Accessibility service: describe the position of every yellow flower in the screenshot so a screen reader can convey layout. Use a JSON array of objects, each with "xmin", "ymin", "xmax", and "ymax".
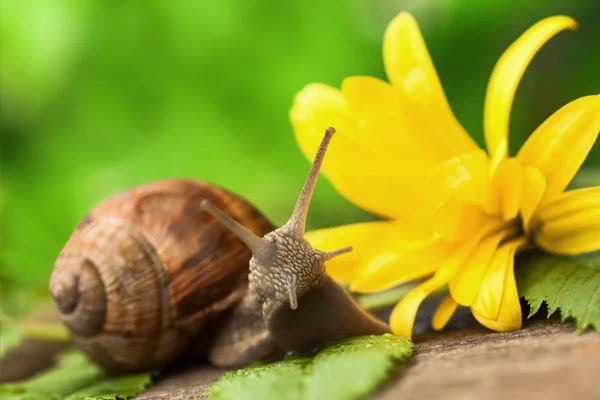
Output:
[{"xmin": 290, "ymin": 12, "xmax": 600, "ymax": 338}]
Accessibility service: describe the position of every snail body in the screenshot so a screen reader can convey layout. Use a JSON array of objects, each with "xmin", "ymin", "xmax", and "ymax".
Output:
[
  {"xmin": 203, "ymin": 128, "xmax": 389, "ymax": 367},
  {"xmin": 50, "ymin": 128, "xmax": 390, "ymax": 373}
]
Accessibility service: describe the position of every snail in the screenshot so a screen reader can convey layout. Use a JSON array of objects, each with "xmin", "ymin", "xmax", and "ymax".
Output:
[
  {"xmin": 49, "ymin": 127, "xmax": 390, "ymax": 373},
  {"xmin": 49, "ymin": 178, "xmax": 274, "ymax": 372}
]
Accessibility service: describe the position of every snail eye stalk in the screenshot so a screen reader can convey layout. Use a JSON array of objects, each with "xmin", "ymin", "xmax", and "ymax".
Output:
[
  {"xmin": 201, "ymin": 200, "xmax": 272, "ymax": 260},
  {"xmin": 282, "ymin": 127, "xmax": 336, "ymax": 240}
]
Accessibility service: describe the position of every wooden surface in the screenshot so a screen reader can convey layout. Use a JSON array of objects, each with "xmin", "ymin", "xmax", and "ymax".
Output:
[
  {"xmin": 378, "ymin": 320, "xmax": 600, "ymax": 400},
  {"xmin": 2, "ymin": 318, "xmax": 599, "ymax": 399}
]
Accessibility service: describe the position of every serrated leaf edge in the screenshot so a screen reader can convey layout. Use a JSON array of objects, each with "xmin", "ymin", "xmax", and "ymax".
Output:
[{"xmin": 523, "ymin": 295, "xmax": 599, "ymax": 333}]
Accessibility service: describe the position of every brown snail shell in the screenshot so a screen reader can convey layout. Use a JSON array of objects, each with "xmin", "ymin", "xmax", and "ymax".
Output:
[{"xmin": 49, "ymin": 179, "xmax": 274, "ymax": 373}]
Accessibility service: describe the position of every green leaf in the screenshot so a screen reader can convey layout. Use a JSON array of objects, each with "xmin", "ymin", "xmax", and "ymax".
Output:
[
  {"xmin": 64, "ymin": 374, "xmax": 155, "ymax": 400},
  {"xmin": 206, "ymin": 334, "xmax": 414, "ymax": 400},
  {"xmin": 0, "ymin": 351, "xmax": 154, "ymax": 400},
  {"xmin": 516, "ymin": 250, "xmax": 600, "ymax": 332},
  {"xmin": 208, "ymin": 357, "xmax": 309, "ymax": 400},
  {"xmin": 305, "ymin": 335, "xmax": 413, "ymax": 400}
]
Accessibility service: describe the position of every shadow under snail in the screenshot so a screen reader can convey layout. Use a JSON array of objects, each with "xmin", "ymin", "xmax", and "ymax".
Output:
[{"xmin": 49, "ymin": 127, "xmax": 390, "ymax": 373}]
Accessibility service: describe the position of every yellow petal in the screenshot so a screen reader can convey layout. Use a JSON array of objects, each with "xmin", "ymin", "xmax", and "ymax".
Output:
[
  {"xmin": 389, "ymin": 221, "xmax": 499, "ymax": 337},
  {"xmin": 351, "ymin": 239, "xmax": 452, "ymax": 293},
  {"xmin": 471, "ymin": 239, "xmax": 525, "ymax": 325},
  {"xmin": 449, "ymin": 227, "xmax": 514, "ymax": 307},
  {"xmin": 291, "ymin": 84, "xmax": 442, "ymax": 219},
  {"xmin": 432, "ymin": 199, "xmax": 491, "ymax": 243},
  {"xmin": 520, "ymin": 166, "xmax": 547, "ymax": 231},
  {"xmin": 484, "ymin": 16, "xmax": 577, "ymax": 164},
  {"xmin": 471, "ymin": 260, "xmax": 522, "ymax": 332},
  {"xmin": 484, "ymin": 158, "xmax": 524, "ymax": 220},
  {"xmin": 536, "ymin": 186, "xmax": 600, "ymax": 220},
  {"xmin": 389, "ymin": 274, "xmax": 448, "ymax": 338},
  {"xmin": 432, "ymin": 295, "xmax": 459, "ymax": 331},
  {"xmin": 471, "ymin": 264, "xmax": 522, "ymax": 332},
  {"xmin": 517, "ymin": 95, "xmax": 600, "ymax": 197},
  {"xmin": 534, "ymin": 186, "xmax": 600, "ymax": 255},
  {"xmin": 340, "ymin": 76, "xmax": 453, "ymax": 166},
  {"xmin": 430, "ymin": 150, "xmax": 490, "ymax": 205},
  {"xmin": 305, "ymin": 221, "xmax": 400, "ymax": 284},
  {"xmin": 382, "ymin": 12, "xmax": 477, "ymax": 160}
]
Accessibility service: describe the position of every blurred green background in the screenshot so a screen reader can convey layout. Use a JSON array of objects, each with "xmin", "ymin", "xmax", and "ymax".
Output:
[{"xmin": 1, "ymin": 0, "xmax": 599, "ymax": 295}]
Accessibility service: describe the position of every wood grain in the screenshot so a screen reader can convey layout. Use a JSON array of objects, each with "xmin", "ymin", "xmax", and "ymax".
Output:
[{"xmin": 377, "ymin": 319, "xmax": 600, "ymax": 400}]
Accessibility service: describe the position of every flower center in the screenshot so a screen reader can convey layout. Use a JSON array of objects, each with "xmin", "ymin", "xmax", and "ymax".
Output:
[{"xmin": 500, "ymin": 214, "xmax": 527, "ymax": 245}]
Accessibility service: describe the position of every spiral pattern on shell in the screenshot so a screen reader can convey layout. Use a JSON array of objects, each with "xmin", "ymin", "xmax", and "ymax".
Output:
[{"xmin": 50, "ymin": 179, "xmax": 274, "ymax": 373}]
